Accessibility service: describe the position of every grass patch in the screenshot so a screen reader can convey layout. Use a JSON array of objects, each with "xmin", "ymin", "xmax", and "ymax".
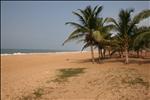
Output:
[
  {"xmin": 19, "ymin": 95, "xmax": 32, "ymax": 100},
  {"xmin": 51, "ymin": 68, "xmax": 86, "ymax": 83},
  {"xmin": 33, "ymin": 87, "xmax": 44, "ymax": 98},
  {"xmin": 19, "ymin": 87, "xmax": 44, "ymax": 100},
  {"xmin": 58, "ymin": 68, "xmax": 86, "ymax": 78},
  {"xmin": 122, "ymin": 77, "xmax": 149, "ymax": 89}
]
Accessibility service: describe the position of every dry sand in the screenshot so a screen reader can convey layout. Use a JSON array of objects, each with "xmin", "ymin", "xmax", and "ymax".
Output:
[{"xmin": 1, "ymin": 51, "xmax": 150, "ymax": 100}]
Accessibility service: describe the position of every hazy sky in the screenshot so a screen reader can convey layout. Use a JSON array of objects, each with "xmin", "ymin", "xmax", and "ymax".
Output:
[{"xmin": 1, "ymin": 1, "xmax": 150, "ymax": 50}]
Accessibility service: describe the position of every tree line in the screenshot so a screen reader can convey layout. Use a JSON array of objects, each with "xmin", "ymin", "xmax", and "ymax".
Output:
[{"xmin": 63, "ymin": 5, "xmax": 150, "ymax": 64}]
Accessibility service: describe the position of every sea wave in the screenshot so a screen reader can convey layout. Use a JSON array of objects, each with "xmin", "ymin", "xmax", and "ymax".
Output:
[
  {"xmin": 54, "ymin": 50, "xmax": 88, "ymax": 54},
  {"xmin": 1, "ymin": 51, "xmax": 89, "ymax": 56},
  {"xmin": 1, "ymin": 52, "xmax": 26, "ymax": 56}
]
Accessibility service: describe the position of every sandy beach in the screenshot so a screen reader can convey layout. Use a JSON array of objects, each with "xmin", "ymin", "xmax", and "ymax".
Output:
[{"xmin": 1, "ymin": 51, "xmax": 150, "ymax": 100}]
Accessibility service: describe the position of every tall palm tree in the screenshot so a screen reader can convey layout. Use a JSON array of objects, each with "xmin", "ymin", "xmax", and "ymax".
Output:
[
  {"xmin": 108, "ymin": 8, "xmax": 150, "ymax": 64},
  {"xmin": 81, "ymin": 18, "xmax": 114, "ymax": 61},
  {"xmin": 63, "ymin": 5, "xmax": 103, "ymax": 63}
]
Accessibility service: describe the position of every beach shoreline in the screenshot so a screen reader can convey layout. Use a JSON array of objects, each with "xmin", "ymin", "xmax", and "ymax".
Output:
[
  {"xmin": 0, "ymin": 50, "xmax": 89, "ymax": 56},
  {"xmin": 1, "ymin": 51, "xmax": 150, "ymax": 100}
]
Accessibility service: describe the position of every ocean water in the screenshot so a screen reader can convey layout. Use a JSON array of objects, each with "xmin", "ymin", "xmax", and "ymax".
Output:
[{"xmin": 1, "ymin": 49, "xmax": 78, "ymax": 55}]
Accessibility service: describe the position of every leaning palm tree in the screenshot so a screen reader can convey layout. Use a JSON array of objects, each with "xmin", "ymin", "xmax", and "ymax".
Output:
[
  {"xmin": 63, "ymin": 5, "xmax": 103, "ymax": 63},
  {"xmin": 108, "ymin": 8, "xmax": 150, "ymax": 64}
]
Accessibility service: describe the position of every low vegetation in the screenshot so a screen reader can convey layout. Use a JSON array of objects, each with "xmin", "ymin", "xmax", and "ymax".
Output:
[
  {"xmin": 18, "ymin": 87, "xmax": 44, "ymax": 100},
  {"xmin": 17, "ymin": 67, "xmax": 149, "ymax": 100},
  {"xmin": 52, "ymin": 68, "xmax": 86, "ymax": 82},
  {"xmin": 122, "ymin": 77, "xmax": 149, "ymax": 89},
  {"xmin": 33, "ymin": 88, "xmax": 44, "ymax": 98},
  {"xmin": 18, "ymin": 68, "xmax": 86, "ymax": 100}
]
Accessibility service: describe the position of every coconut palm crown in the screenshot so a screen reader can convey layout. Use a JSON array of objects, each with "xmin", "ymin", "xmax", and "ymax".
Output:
[{"xmin": 63, "ymin": 5, "xmax": 103, "ymax": 63}]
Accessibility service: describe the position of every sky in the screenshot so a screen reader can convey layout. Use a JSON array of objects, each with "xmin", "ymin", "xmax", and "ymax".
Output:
[{"xmin": 1, "ymin": 1, "xmax": 150, "ymax": 50}]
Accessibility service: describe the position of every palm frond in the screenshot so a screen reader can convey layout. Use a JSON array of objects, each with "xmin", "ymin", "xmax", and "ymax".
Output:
[
  {"xmin": 107, "ymin": 18, "xmax": 120, "ymax": 31},
  {"xmin": 65, "ymin": 22, "xmax": 87, "ymax": 30},
  {"xmin": 102, "ymin": 17, "xmax": 109, "ymax": 25},
  {"xmin": 95, "ymin": 6, "xmax": 103, "ymax": 17},
  {"xmin": 72, "ymin": 11, "xmax": 86, "ymax": 25},
  {"xmin": 62, "ymin": 29, "xmax": 85, "ymax": 45},
  {"xmin": 103, "ymin": 24, "xmax": 117, "ymax": 32},
  {"xmin": 133, "ymin": 31, "xmax": 150, "ymax": 49},
  {"xmin": 93, "ymin": 5, "xmax": 99, "ymax": 14},
  {"xmin": 127, "ymin": 9, "xmax": 150, "ymax": 35},
  {"xmin": 76, "ymin": 39, "xmax": 85, "ymax": 44},
  {"xmin": 133, "ymin": 9, "xmax": 150, "ymax": 24},
  {"xmin": 81, "ymin": 42, "xmax": 91, "ymax": 51}
]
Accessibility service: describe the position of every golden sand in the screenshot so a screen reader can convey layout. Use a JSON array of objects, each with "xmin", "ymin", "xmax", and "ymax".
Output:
[{"xmin": 1, "ymin": 52, "xmax": 150, "ymax": 100}]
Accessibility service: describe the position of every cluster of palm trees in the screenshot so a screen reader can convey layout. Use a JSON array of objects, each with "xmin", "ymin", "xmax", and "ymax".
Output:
[{"xmin": 63, "ymin": 5, "xmax": 150, "ymax": 64}]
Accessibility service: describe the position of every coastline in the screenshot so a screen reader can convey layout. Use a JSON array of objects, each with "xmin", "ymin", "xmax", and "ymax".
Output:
[
  {"xmin": 0, "ymin": 50, "xmax": 89, "ymax": 56},
  {"xmin": 1, "ymin": 51, "xmax": 149, "ymax": 100}
]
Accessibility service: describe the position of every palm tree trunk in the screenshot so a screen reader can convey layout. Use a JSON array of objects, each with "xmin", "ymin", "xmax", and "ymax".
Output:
[
  {"xmin": 119, "ymin": 50, "xmax": 123, "ymax": 58},
  {"xmin": 119, "ymin": 49, "xmax": 123, "ymax": 58},
  {"xmin": 119, "ymin": 51, "xmax": 121, "ymax": 58},
  {"xmin": 103, "ymin": 49, "xmax": 106, "ymax": 59},
  {"xmin": 98, "ymin": 46, "xmax": 101, "ymax": 63},
  {"xmin": 108, "ymin": 48, "xmax": 111, "ymax": 58},
  {"xmin": 144, "ymin": 50, "xmax": 146, "ymax": 58},
  {"xmin": 137, "ymin": 50, "xmax": 139, "ymax": 58},
  {"xmin": 125, "ymin": 46, "xmax": 129, "ymax": 64},
  {"xmin": 101, "ymin": 49, "xmax": 103, "ymax": 59},
  {"xmin": 140, "ymin": 50, "xmax": 143, "ymax": 58},
  {"xmin": 90, "ymin": 45, "xmax": 95, "ymax": 63}
]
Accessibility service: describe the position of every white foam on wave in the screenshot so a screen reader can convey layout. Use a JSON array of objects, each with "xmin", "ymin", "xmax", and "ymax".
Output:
[
  {"xmin": 1, "ymin": 54, "xmax": 12, "ymax": 56},
  {"xmin": 1, "ymin": 50, "xmax": 89, "ymax": 56},
  {"xmin": 1, "ymin": 52, "xmax": 50, "ymax": 56},
  {"xmin": 54, "ymin": 50, "xmax": 89, "ymax": 54},
  {"xmin": 1, "ymin": 52, "xmax": 27, "ymax": 56},
  {"xmin": 13, "ymin": 52, "xmax": 26, "ymax": 55}
]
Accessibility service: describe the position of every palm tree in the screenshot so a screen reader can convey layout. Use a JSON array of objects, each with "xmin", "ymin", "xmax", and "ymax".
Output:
[
  {"xmin": 92, "ymin": 18, "xmax": 114, "ymax": 61},
  {"xmin": 132, "ymin": 26, "xmax": 150, "ymax": 57},
  {"xmin": 110, "ymin": 35, "xmax": 125, "ymax": 58},
  {"xmin": 108, "ymin": 8, "xmax": 150, "ymax": 64},
  {"xmin": 63, "ymin": 5, "xmax": 103, "ymax": 63}
]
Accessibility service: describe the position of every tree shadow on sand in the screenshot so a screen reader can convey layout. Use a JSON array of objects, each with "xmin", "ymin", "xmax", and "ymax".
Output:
[{"xmin": 69, "ymin": 57, "xmax": 150, "ymax": 65}]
